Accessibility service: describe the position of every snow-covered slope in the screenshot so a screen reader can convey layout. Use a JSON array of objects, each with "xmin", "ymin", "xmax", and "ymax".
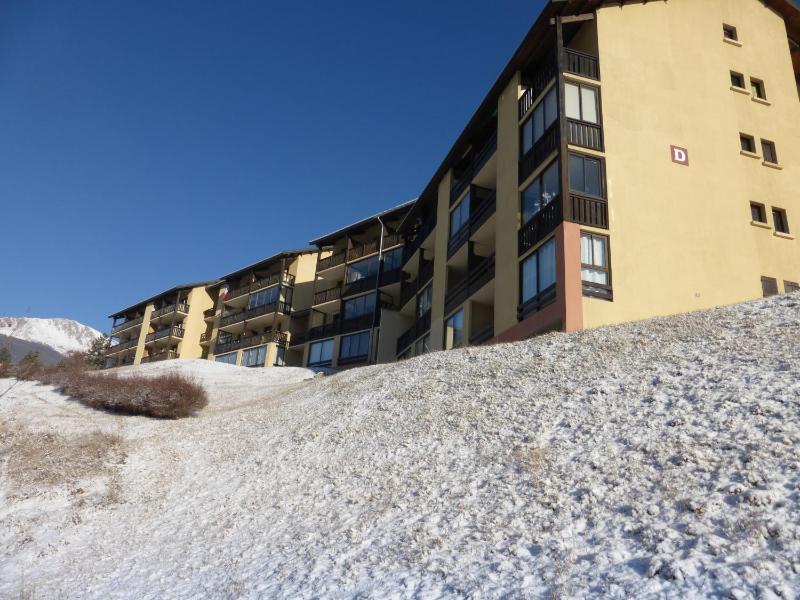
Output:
[
  {"xmin": 0, "ymin": 317, "xmax": 101, "ymax": 355},
  {"xmin": 1, "ymin": 295, "xmax": 799, "ymax": 598}
]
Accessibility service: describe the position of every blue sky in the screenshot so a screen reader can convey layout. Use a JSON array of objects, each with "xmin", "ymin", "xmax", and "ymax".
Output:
[{"xmin": 0, "ymin": 0, "xmax": 546, "ymax": 332}]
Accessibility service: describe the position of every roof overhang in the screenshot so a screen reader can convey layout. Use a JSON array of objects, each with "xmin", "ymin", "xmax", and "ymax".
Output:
[
  {"xmin": 309, "ymin": 199, "xmax": 416, "ymax": 247},
  {"xmin": 109, "ymin": 281, "xmax": 218, "ymax": 318},
  {"xmin": 215, "ymin": 248, "xmax": 317, "ymax": 283}
]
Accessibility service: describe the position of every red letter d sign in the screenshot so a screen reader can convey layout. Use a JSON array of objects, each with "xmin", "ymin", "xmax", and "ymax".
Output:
[{"xmin": 671, "ymin": 145, "xmax": 689, "ymax": 166}]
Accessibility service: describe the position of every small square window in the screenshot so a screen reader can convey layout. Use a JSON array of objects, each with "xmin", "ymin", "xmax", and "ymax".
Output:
[
  {"xmin": 785, "ymin": 281, "xmax": 800, "ymax": 294},
  {"xmin": 740, "ymin": 134, "xmax": 756, "ymax": 153},
  {"xmin": 761, "ymin": 276, "xmax": 779, "ymax": 297},
  {"xmin": 772, "ymin": 208, "xmax": 789, "ymax": 234},
  {"xmin": 730, "ymin": 71, "xmax": 745, "ymax": 89},
  {"xmin": 723, "ymin": 24, "xmax": 738, "ymax": 41},
  {"xmin": 750, "ymin": 78, "xmax": 767, "ymax": 100},
  {"xmin": 750, "ymin": 202, "xmax": 766, "ymax": 223},
  {"xmin": 761, "ymin": 140, "xmax": 778, "ymax": 164}
]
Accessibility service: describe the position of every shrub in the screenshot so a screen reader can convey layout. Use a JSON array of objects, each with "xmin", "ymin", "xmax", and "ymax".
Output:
[
  {"xmin": 0, "ymin": 346, "xmax": 11, "ymax": 377},
  {"xmin": 15, "ymin": 352, "xmax": 42, "ymax": 381}
]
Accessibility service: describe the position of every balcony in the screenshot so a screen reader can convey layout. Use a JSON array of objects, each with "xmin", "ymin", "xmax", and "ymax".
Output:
[
  {"xmin": 519, "ymin": 196, "xmax": 562, "ymax": 256},
  {"xmin": 313, "ymin": 285, "xmax": 342, "ymax": 306},
  {"xmin": 400, "ymin": 260, "xmax": 435, "ymax": 309},
  {"xmin": 343, "ymin": 275, "xmax": 377, "ymax": 298},
  {"xmin": 145, "ymin": 326, "xmax": 184, "ymax": 343},
  {"xmin": 141, "ymin": 350, "xmax": 178, "ymax": 364},
  {"xmin": 203, "ymin": 308, "xmax": 216, "ymax": 321},
  {"xmin": 214, "ymin": 330, "xmax": 289, "ymax": 355},
  {"xmin": 519, "ymin": 51, "xmax": 557, "ymax": 119},
  {"xmin": 347, "ymin": 239, "xmax": 379, "ymax": 262},
  {"xmin": 403, "ymin": 214, "xmax": 436, "ymax": 265},
  {"xmin": 111, "ymin": 316, "xmax": 143, "ymax": 335},
  {"xmin": 567, "ymin": 119, "xmax": 603, "ymax": 151},
  {"xmin": 444, "ymin": 255, "xmax": 495, "ymax": 315},
  {"xmin": 304, "ymin": 313, "xmax": 376, "ymax": 344},
  {"xmin": 383, "ymin": 232, "xmax": 404, "ymax": 249},
  {"xmin": 396, "ymin": 309, "xmax": 432, "ymax": 355},
  {"xmin": 218, "ymin": 301, "xmax": 292, "ymax": 329},
  {"xmin": 379, "ymin": 267, "xmax": 404, "ymax": 287},
  {"xmin": 451, "ymin": 130, "xmax": 498, "ymax": 204},
  {"xmin": 447, "ymin": 190, "xmax": 497, "ymax": 258},
  {"xmin": 150, "ymin": 303, "xmax": 189, "ymax": 321},
  {"xmin": 227, "ymin": 272, "xmax": 295, "ymax": 302},
  {"xmin": 200, "ymin": 332, "xmax": 212, "ymax": 345},
  {"xmin": 565, "ymin": 48, "xmax": 599, "ymax": 81},
  {"xmin": 567, "ymin": 193, "xmax": 608, "ymax": 229},
  {"xmin": 106, "ymin": 338, "xmax": 138, "ymax": 355},
  {"xmin": 519, "ymin": 121, "xmax": 560, "ymax": 184},
  {"xmin": 518, "ymin": 284, "xmax": 557, "ymax": 321},
  {"xmin": 317, "ymin": 251, "xmax": 346, "ymax": 272}
]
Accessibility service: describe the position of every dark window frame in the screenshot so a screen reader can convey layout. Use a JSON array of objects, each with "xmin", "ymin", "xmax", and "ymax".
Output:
[
  {"xmin": 338, "ymin": 331, "xmax": 370, "ymax": 362},
  {"xmin": 761, "ymin": 139, "xmax": 778, "ymax": 164},
  {"xmin": 308, "ymin": 338, "xmax": 335, "ymax": 367},
  {"xmin": 518, "ymin": 236, "xmax": 558, "ymax": 320},
  {"xmin": 564, "ymin": 80, "xmax": 602, "ymax": 125},
  {"xmin": 580, "ymin": 231, "xmax": 613, "ymax": 300},
  {"xmin": 750, "ymin": 77, "xmax": 767, "ymax": 100},
  {"xmin": 740, "ymin": 133, "xmax": 756, "ymax": 154},
  {"xmin": 785, "ymin": 281, "xmax": 800, "ymax": 294},
  {"xmin": 761, "ymin": 276, "xmax": 779, "ymax": 297},
  {"xmin": 520, "ymin": 158, "xmax": 561, "ymax": 226},
  {"xmin": 730, "ymin": 71, "xmax": 745, "ymax": 89},
  {"xmin": 519, "ymin": 85, "xmax": 559, "ymax": 158},
  {"xmin": 750, "ymin": 202, "xmax": 767, "ymax": 223},
  {"xmin": 772, "ymin": 207, "xmax": 790, "ymax": 234},
  {"xmin": 568, "ymin": 151, "xmax": 606, "ymax": 199},
  {"xmin": 723, "ymin": 24, "xmax": 739, "ymax": 41}
]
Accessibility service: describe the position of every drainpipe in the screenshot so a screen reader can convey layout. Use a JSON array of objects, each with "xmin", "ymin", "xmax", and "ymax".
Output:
[{"xmin": 369, "ymin": 216, "xmax": 385, "ymax": 364}]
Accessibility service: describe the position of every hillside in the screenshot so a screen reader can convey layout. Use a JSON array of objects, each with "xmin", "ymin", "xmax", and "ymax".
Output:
[
  {"xmin": 1, "ymin": 295, "xmax": 799, "ymax": 598},
  {"xmin": 0, "ymin": 333, "xmax": 65, "ymax": 365},
  {"xmin": 0, "ymin": 317, "xmax": 101, "ymax": 356}
]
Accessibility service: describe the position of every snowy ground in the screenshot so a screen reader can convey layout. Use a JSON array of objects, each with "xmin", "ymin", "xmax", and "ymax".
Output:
[{"xmin": 1, "ymin": 295, "xmax": 799, "ymax": 599}]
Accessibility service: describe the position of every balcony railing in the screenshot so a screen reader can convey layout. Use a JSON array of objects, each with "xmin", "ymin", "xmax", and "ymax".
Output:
[
  {"xmin": 444, "ymin": 255, "xmax": 495, "ymax": 315},
  {"xmin": 347, "ymin": 239, "xmax": 379, "ymax": 262},
  {"xmin": 567, "ymin": 119, "xmax": 603, "ymax": 151},
  {"xmin": 111, "ymin": 316, "xmax": 143, "ymax": 335},
  {"xmin": 304, "ymin": 313, "xmax": 377, "ymax": 344},
  {"xmin": 451, "ymin": 130, "xmax": 498, "ymax": 204},
  {"xmin": 519, "ymin": 196, "xmax": 562, "ymax": 256},
  {"xmin": 227, "ymin": 272, "xmax": 295, "ymax": 301},
  {"xmin": 518, "ymin": 284, "xmax": 557, "ymax": 321},
  {"xmin": 469, "ymin": 324, "xmax": 495, "ymax": 346},
  {"xmin": 203, "ymin": 308, "xmax": 216, "ymax": 320},
  {"xmin": 141, "ymin": 350, "xmax": 178, "ymax": 364},
  {"xmin": 214, "ymin": 330, "xmax": 289, "ymax": 355},
  {"xmin": 519, "ymin": 50, "xmax": 557, "ymax": 119},
  {"xmin": 379, "ymin": 268, "xmax": 404, "ymax": 287},
  {"xmin": 343, "ymin": 275, "xmax": 377, "ymax": 298},
  {"xmin": 219, "ymin": 301, "xmax": 292, "ymax": 328},
  {"xmin": 399, "ymin": 260, "xmax": 434, "ymax": 309},
  {"xmin": 200, "ymin": 332, "xmax": 211, "ymax": 344},
  {"xmin": 145, "ymin": 326, "xmax": 184, "ymax": 343},
  {"xmin": 106, "ymin": 338, "xmax": 138, "ymax": 355},
  {"xmin": 396, "ymin": 309, "xmax": 432, "ymax": 355},
  {"xmin": 567, "ymin": 193, "xmax": 608, "ymax": 229},
  {"xmin": 519, "ymin": 121, "xmax": 560, "ymax": 184},
  {"xmin": 565, "ymin": 48, "xmax": 600, "ymax": 80},
  {"xmin": 317, "ymin": 251, "xmax": 346, "ymax": 272},
  {"xmin": 383, "ymin": 232, "xmax": 403, "ymax": 249},
  {"xmin": 313, "ymin": 285, "xmax": 342, "ymax": 306},
  {"xmin": 151, "ymin": 303, "xmax": 190, "ymax": 320},
  {"xmin": 447, "ymin": 190, "xmax": 496, "ymax": 258}
]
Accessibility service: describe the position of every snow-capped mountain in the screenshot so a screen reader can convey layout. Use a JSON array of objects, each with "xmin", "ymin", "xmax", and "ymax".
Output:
[{"xmin": 0, "ymin": 317, "xmax": 102, "ymax": 355}]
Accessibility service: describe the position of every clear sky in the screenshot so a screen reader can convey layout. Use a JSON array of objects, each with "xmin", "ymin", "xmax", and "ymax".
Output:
[{"xmin": 0, "ymin": 0, "xmax": 547, "ymax": 332}]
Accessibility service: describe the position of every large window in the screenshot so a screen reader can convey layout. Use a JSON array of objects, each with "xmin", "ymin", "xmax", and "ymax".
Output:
[
  {"xmin": 215, "ymin": 352, "xmax": 237, "ymax": 365},
  {"xmin": 521, "ymin": 86, "xmax": 558, "ymax": 156},
  {"xmin": 522, "ymin": 160, "xmax": 560, "ymax": 224},
  {"xmin": 242, "ymin": 345, "xmax": 267, "ymax": 368},
  {"xmin": 581, "ymin": 233, "xmax": 611, "ymax": 299},
  {"xmin": 382, "ymin": 247, "xmax": 403, "ymax": 273},
  {"xmin": 346, "ymin": 255, "xmax": 379, "ymax": 283},
  {"xmin": 569, "ymin": 153, "xmax": 603, "ymax": 197},
  {"xmin": 273, "ymin": 346, "xmax": 286, "ymax": 366},
  {"xmin": 248, "ymin": 286, "xmax": 278, "ymax": 309},
  {"xmin": 339, "ymin": 331, "xmax": 370, "ymax": 361},
  {"xmin": 417, "ymin": 284, "xmax": 433, "ymax": 317},
  {"xmin": 450, "ymin": 195, "xmax": 470, "ymax": 238},
  {"xmin": 520, "ymin": 237, "xmax": 557, "ymax": 310},
  {"xmin": 565, "ymin": 82, "xmax": 599, "ymax": 124},
  {"xmin": 444, "ymin": 309, "xmax": 465, "ymax": 350},
  {"xmin": 308, "ymin": 339, "xmax": 334, "ymax": 366},
  {"xmin": 343, "ymin": 292, "xmax": 376, "ymax": 320}
]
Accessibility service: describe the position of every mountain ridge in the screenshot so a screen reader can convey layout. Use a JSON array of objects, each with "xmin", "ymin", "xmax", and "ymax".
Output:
[{"xmin": 0, "ymin": 317, "xmax": 101, "ymax": 356}]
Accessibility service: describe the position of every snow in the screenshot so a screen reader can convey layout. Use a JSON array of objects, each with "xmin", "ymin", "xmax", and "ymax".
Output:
[
  {"xmin": 1, "ymin": 295, "xmax": 799, "ymax": 598},
  {"xmin": 0, "ymin": 317, "xmax": 101, "ymax": 355}
]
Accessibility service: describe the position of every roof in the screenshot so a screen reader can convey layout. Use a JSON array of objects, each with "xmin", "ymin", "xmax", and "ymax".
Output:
[
  {"xmin": 215, "ymin": 248, "xmax": 318, "ymax": 283},
  {"xmin": 400, "ymin": 0, "xmax": 800, "ymax": 231},
  {"xmin": 109, "ymin": 281, "xmax": 218, "ymax": 318},
  {"xmin": 309, "ymin": 199, "xmax": 416, "ymax": 247}
]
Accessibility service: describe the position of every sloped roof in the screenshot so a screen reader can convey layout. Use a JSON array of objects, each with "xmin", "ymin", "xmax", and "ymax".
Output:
[
  {"xmin": 214, "ymin": 248, "xmax": 318, "ymax": 283},
  {"xmin": 309, "ymin": 199, "xmax": 416, "ymax": 247},
  {"xmin": 109, "ymin": 281, "xmax": 218, "ymax": 318}
]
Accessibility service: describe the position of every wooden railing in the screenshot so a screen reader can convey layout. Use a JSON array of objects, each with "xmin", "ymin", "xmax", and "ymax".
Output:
[
  {"xmin": 317, "ymin": 251, "xmax": 346, "ymax": 272},
  {"xmin": 451, "ymin": 130, "xmax": 498, "ymax": 203},
  {"xmin": 106, "ymin": 338, "xmax": 138, "ymax": 355},
  {"xmin": 227, "ymin": 272, "xmax": 295, "ymax": 301},
  {"xmin": 214, "ymin": 330, "xmax": 288, "ymax": 355},
  {"xmin": 141, "ymin": 350, "xmax": 178, "ymax": 364},
  {"xmin": 347, "ymin": 239, "xmax": 379, "ymax": 262},
  {"xmin": 219, "ymin": 301, "xmax": 291, "ymax": 328},
  {"xmin": 519, "ymin": 50, "xmax": 557, "ymax": 118},
  {"xmin": 313, "ymin": 285, "xmax": 342, "ymax": 306},
  {"xmin": 519, "ymin": 121, "xmax": 560, "ymax": 184},
  {"xmin": 518, "ymin": 284, "xmax": 557, "ymax": 320},
  {"xmin": 200, "ymin": 332, "xmax": 211, "ymax": 343},
  {"xmin": 145, "ymin": 326, "xmax": 184, "ymax": 343},
  {"xmin": 567, "ymin": 119, "xmax": 603, "ymax": 151},
  {"xmin": 111, "ymin": 316, "xmax": 143, "ymax": 335},
  {"xmin": 567, "ymin": 193, "xmax": 608, "ymax": 229},
  {"xmin": 383, "ymin": 232, "xmax": 403, "ymax": 249},
  {"xmin": 443, "ymin": 254, "xmax": 495, "ymax": 314},
  {"xmin": 519, "ymin": 196, "xmax": 562, "ymax": 256},
  {"xmin": 565, "ymin": 48, "xmax": 600, "ymax": 80},
  {"xmin": 203, "ymin": 308, "xmax": 216, "ymax": 319},
  {"xmin": 151, "ymin": 303, "xmax": 190, "ymax": 320}
]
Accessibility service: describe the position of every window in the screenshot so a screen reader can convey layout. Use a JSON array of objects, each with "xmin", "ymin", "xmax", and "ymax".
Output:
[
  {"xmin": 761, "ymin": 276, "xmax": 779, "ymax": 297},
  {"xmin": 520, "ymin": 237, "xmax": 557, "ymax": 314},
  {"xmin": 308, "ymin": 339, "xmax": 334, "ymax": 366},
  {"xmin": 382, "ymin": 247, "xmax": 403, "ymax": 273},
  {"xmin": 580, "ymin": 233, "xmax": 611, "ymax": 299},
  {"xmin": 414, "ymin": 334, "xmax": 431, "ymax": 356},
  {"xmin": 565, "ymin": 82, "xmax": 599, "ymax": 123},
  {"xmin": 772, "ymin": 208, "xmax": 790, "ymax": 234},
  {"xmin": 730, "ymin": 71, "xmax": 745, "ymax": 89},
  {"xmin": 417, "ymin": 283, "xmax": 433, "ymax": 317},
  {"xmin": 785, "ymin": 281, "xmax": 800, "ymax": 294},
  {"xmin": 521, "ymin": 86, "xmax": 558, "ymax": 156},
  {"xmin": 248, "ymin": 286, "xmax": 278, "ymax": 309},
  {"xmin": 215, "ymin": 352, "xmax": 237, "ymax": 365},
  {"xmin": 444, "ymin": 309, "xmax": 465, "ymax": 350},
  {"xmin": 750, "ymin": 203, "xmax": 767, "ymax": 223},
  {"xmin": 346, "ymin": 255, "xmax": 379, "ymax": 283},
  {"xmin": 740, "ymin": 134, "xmax": 756, "ymax": 154},
  {"xmin": 569, "ymin": 153, "xmax": 603, "ymax": 197},
  {"xmin": 242, "ymin": 345, "xmax": 267, "ymax": 368},
  {"xmin": 750, "ymin": 78, "xmax": 767, "ymax": 100},
  {"xmin": 343, "ymin": 292, "xmax": 376, "ymax": 320},
  {"xmin": 521, "ymin": 160, "xmax": 560, "ymax": 224},
  {"xmin": 449, "ymin": 194, "xmax": 470, "ymax": 238},
  {"xmin": 761, "ymin": 140, "xmax": 778, "ymax": 164},
  {"xmin": 723, "ymin": 24, "xmax": 738, "ymax": 41},
  {"xmin": 339, "ymin": 331, "xmax": 370, "ymax": 361},
  {"xmin": 273, "ymin": 346, "xmax": 286, "ymax": 366}
]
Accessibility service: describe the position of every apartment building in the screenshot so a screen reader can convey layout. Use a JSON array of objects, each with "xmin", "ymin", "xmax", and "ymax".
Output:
[
  {"xmin": 395, "ymin": 0, "xmax": 800, "ymax": 360},
  {"xmin": 204, "ymin": 250, "xmax": 318, "ymax": 368},
  {"xmin": 289, "ymin": 202, "xmax": 412, "ymax": 369},
  {"xmin": 105, "ymin": 283, "xmax": 215, "ymax": 367}
]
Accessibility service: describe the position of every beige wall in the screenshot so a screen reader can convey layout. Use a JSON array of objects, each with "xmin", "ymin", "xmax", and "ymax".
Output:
[
  {"xmin": 584, "ymin": 0, "xmax": 800, "ymax": 329},
  {"xmin": 179, "ymin": 287, "xmax": 214, "ymax": 359},
  {"xmin": 430, "ymin": 172, "xmax": 453, "ymax": 351}
]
